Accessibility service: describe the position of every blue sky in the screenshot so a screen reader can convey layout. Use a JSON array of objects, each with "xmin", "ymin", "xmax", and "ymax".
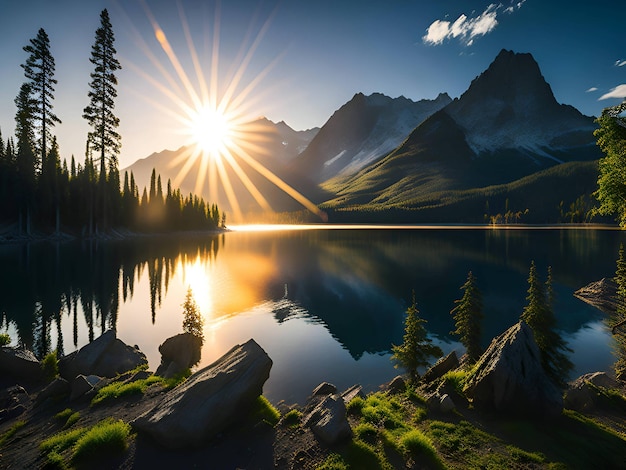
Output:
[{"xmin": 0, "ymin": 0, "xmax": 624, "ymax": 169}]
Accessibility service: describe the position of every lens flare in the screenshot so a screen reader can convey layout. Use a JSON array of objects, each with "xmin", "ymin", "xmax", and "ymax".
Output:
[{"xmin": 127, "ymin": 2, "xmax": 327, "ymax": 223}]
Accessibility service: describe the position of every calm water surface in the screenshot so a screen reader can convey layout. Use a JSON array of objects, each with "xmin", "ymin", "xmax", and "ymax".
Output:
[{"xmin": 0, "ymin": 225, "xmax": 623, "ymax": 404}]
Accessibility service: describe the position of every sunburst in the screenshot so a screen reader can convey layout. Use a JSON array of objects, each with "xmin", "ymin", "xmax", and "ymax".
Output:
[{"xmin": 127, "ymin": 2, "xmax": 327, "ymax": 223}]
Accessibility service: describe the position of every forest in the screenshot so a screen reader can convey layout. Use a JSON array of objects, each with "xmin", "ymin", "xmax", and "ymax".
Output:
[{"xmin": 0, "ymin": 9, "xmax": 222, "ymax": 237}]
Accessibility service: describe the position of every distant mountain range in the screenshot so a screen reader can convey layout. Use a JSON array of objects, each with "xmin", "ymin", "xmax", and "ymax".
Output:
[{"xmin": 124, "ymin": 49, "xmax": 603, "ymax": 223}]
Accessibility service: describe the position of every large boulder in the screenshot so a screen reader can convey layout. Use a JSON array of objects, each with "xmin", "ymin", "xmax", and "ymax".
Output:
[
  {"xmin": 155, "ymin": 333, "xmax": 202, "ymax": 378},
  {"xmin": 421, "ymin": 350, "xmax": 459, "ymax": 384},
  {"xmin": 132, "ymin": 339, "xmax": 272, "ymax": 449},
  {"xmin": 573, "ymin": 278, "xmax": 621, "ymax": 315},
  {"xmin": 0, "ymin": 347, "xmax": 44, "ymax": 384},
  {"xmin": 464, "ymin": 321, "xmax": 563, "ymax": 417},
  {"xmin": 304, "ymin": 394, "xmax": 353, "ymax": 445},
  {"xmin": 58, "ymin": 330, "xmax": 148, "ymax": 380},
  {"xmin": 564, "ymin": 372, "xmax": 621, "ymax": 412}
]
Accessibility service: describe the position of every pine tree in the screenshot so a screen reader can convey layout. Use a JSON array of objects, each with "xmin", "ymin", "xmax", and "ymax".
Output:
[
  {"xmin": 83, "ymin": 9, "xmax": 122, "ymax": 229},
  {"xmin": 612, "ymin": 244, "xmax": 626, "ymax": 378},
  {"xmin": 21, "ymin": 28, "xmax": 61, "ymax": 169},
  {"xmin": 520, "ymin": 261, "xmax": 573, "ymax": 387},
  {"xmin": 450, "ymin": 271, "xmax": 483, "ymax": 364},
  {"xmin": 182, "ymin": 287, "xmax": 204, "ymax": 344},
  {"xmin": 391, "ymin": 291, "xmax": 443, "ymax": 384}
]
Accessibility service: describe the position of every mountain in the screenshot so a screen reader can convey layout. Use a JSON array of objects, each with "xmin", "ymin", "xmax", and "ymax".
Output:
[
  {"xmin": 293, "ymin": 92, "xmax": 452, "ymax": 184},
  {"xmin": 322, "ymin": 50, "xmax": 601, "ymax": 215},
  {"xmin": 123, "ymin": 118, "xmax": 326, "ymax": 216}
]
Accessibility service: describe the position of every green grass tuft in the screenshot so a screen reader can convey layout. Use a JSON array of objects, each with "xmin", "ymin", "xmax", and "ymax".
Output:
[
  {"xmin": 161, "ymin": 368, "xmax": 191, "ymax": 389},
  {"xmin": 506, "ymin": 445, "xmax": 546, "ymax": 464},
  {"xmin": 41, "ymin": 351, "xmax": 59, "ymax": 382},
  {"xmin": 317, "ymin": 452, "xmax": 349, "ymax": 470},
  {"xmin": 44, "ymin": 450, "xmax": 68, "ymax": 469},
  {"xmin": 441, "ymin": 369, "xmax": 467, "ymax": 394},
  {"xmin": 54, "ymin": 408, "xmax": 80, "ymax": 429},
  {"xmin": 346, "ymin": 396, "xmax": 365, "ymax": 415},
  {"xmin": 0, "ymin": 420, "xmax": 25, "ymax": 447},
  {"xmin": 254, "ymin": 395, "xmax": 280, "ymax": 426},
  {"xmin": 91, "ymin": 375, "xmax": 162, "ymax": 405},
  {"xmin": 282, "ymin": 409, "xmax": 301, "ymax": 427},
  {"xmin": 400, "ymin": 428, "xmax": 443, "ymax": 468},
  {"xmin": 71, "ymin": 419, "xmax": 131, "ymax": 462},
  {"xmin": 0, "ymin": 333, "xmax": 10, "ymax": 346},
  {"xmin": 40, "ymin": 427, "xmax": 85, "ymax": 454}
]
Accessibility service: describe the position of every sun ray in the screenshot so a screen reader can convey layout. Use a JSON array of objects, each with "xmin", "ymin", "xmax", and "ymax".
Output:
[
  {"xmin": 213, "ymin": 154, "xmax": 243, "ymax": 222},
  {"xmin": 220, "ymin": 150, "xmax": 272, "ymax": 212}
]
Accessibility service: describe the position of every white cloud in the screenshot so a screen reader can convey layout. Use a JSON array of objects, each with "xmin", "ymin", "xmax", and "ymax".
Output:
[
  {"xmin": 586, "ymin": 87, "xmax": 598, "ymax": 92},
  {"xmin": 424, "ymin": 1, "xmax": 524, "ymax": 46},
  {"xmin": 599, "ymin": 84, "xmax": 626, "ymax": 100},
  {"xmin": 615, "ymin": 59, "xmax": 626, "ymax": 67}
]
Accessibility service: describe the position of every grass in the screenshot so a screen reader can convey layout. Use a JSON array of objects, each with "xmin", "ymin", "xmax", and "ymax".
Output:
[
  {"xmin": 40, "ymin": 419, "xmax": 132, "ymax": 467},
  {"xmin": 41, "ymin": 351, "xmax": 59, "ymax": 382},
  {"xmin": 91, "ymin": 375, "xmax": 162, "ymax": 405},
  {"xmin": 254, "ymin": 395, "xmax": 281, "ymax": 426},
  {"xmin": 0, "ymin": 420, "xmax": 25, "ymax": 447},
  {"xmin": 441, "ymin": 369, "xmax": 467, "ymax": 395},
  {"xmin": 55, "ymin": 409, "xmax": 81, "ymax": 429},
  {"xmin": 400, "ymin": 429, "xmax": 445, "ymax": 469},
  {"xmin": 0, "ymin": 333, "xmax": 10, "ymax": 346},
  {"xmin": 282, "ymin": 409, "xmax": 302, "ymax": 427}
]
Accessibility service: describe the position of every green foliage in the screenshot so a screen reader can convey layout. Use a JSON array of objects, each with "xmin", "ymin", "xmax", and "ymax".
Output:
[
  {"xmin": 441, "ymin": 369, "xmax": 467, "ymax": 395},
  {"xmin": 346, "ymin": 396, "xmax": 365, "ymax": 415},
  {"xmin": 91, "ymin": 375, "xmax": 162, "ymax": 405},
  {"xmin": 391, "ymin": 291, "xmax": 443, "ymax": 384},
  {"xmin": 318, "ymin": 453, "xmax": 349, "ymax": 470},
  {"xmin": 0, "ymin": 333, "xmax": 10, "ymax": 346},
  {"xmin": 360, "ymin": 393, "xmax": 407, "ymax": 432},
  {"xmin": 55, "ymin": 409, "xmax": 80, "ymax": 428},
  {"xmin": 506, "ymin": 445, "xmax": 546, "ymax": 464},
  {"xmin": 182, "ymin": 287, "xmax": 204, "ymax": 345},
  {"xmin": 0, "ymin": 420, "xmax": 25, "ymax": 447},
  {"xmin": 40, "ymin": 427, "xmax": 85, "ymax": 454},
  {"xmin": 161, "ymin": 368, "xmax": 191, "ymax": 389},
  {"xmin": 71, "ymin": 419, "xmax": 131, "ymax": 463},
  {"xmin": 612, "ymin": 243, "xmax": 626, "ymax": 378},
  {"xmin": 400, "ymin": 429, "xmax": 444, "ymax": 468},
  {"xmin": 253, "ymin": 395, "xmax": 280, "ymax": 426},
  {"xmin": 41, "ymin": 351, "xmax": 59, "ymax": 382},
  {"xmin": 44, "ymin": 450, "xmax": 67, "ymax": 469},
  {"xmin": 593, "ymin": 108, "xmax": 626, "ymax": 226},
  {"xmin": 520, "ymin": 261, "xmax": 572, "ymax": 387},
  {"xmin": 282, "ymin": 409, "xmax": 302, "ymax": 427},
  {"xmin": 450, "ymin": 271, "xmax": 483, "ymax": 364}
]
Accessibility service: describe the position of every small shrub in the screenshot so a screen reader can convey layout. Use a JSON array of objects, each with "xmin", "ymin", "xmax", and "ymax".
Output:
[
  {"xmin": 71, "ymin": 419, "xmax": 131, "ymax": 462},
  {"xmin": 400, "ymin": 428, "xmax": 444, "ymax": 468},
  {"xmin": 346, "ymin": 396, "xmax": 365, "ymax": 415},
  {"xmin": 0, "ymin": 333, "xmax": 11, "ymax": 346},
  {"xmin": 42, "ymin": 351, "xmax": 59, "ymax": 382},
  {"xmin": 282, "ymin": 409, "xmax": 301, "ymax": 427},
  {"xmin": 0, "ymin": 420, "xmax": 25, "ymax": 447},
  {"xmin": 254, "ymin": 396, "xmax": 280, "ymax": 426},
  {"xmin": 442, "ymin": 369, "xmax": 467, "ymax": 394}
]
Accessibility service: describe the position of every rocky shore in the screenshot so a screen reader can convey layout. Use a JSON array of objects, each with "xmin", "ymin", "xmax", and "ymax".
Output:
[{"xmin": 2, "ymin": 309, "xmax": 626, "ymax": 469}]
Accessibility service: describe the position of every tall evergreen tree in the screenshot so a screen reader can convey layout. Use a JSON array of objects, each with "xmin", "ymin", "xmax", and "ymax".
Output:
[
  {"xmin": 612, "ymin": 244, "xmax": 626, "ymax": 379},
  {"xmin": 450, "ymin": 271, "xmax": 483, "ymax": 364},
  {"xmin": 391, "ymin": 291, "xmax": 443, "ymax": 384},
  {"xmin": 520, "ymin": 261, "xmax": 573, "ymax": 387},
  {"xmin": 83, "ymin": 9, "xmax": 122, "ymax": 229},
  {"xmin": 21, "ymin": 28, "xmax": 61, "ymax": 168}
]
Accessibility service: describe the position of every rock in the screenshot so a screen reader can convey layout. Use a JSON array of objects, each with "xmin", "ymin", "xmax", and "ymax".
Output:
[
  {"xmin": 70, "ymin": 375, "xmax": 102, "ymax": 401},
  {"xmin": 421, "ymin": 351, "xmax": 460, "ymax": 384},
  {"xmin": 464, "ymin": 321, "xmax": 563, "ymax": 417},
  {"xmin": 573, "ymin": 278, "xmax": 621, "ymax": 315},
  {"xmin": 564, "ymin": 372, "xmax": 621, "ymax": 412},
  {"xmin": 0, "ymin": 347, "xmax": 44, "ymax": 383},
  {"xmin": 312, "ymin": 382, "xmax": 337, "ymax": 397},
  {"xmin": 341, "ymin": 384, "xmax": 364, "ymax": 404},
  {"xmin": 0, "ymin": 385, "xmax": 30, "ymax": 422},
  {"xmin": 387, "ymin": 375, "xmax": 406, "ymax": 393},
  {"xmin": 304, "ymin": 394, "xmax": 352, "ymax": 445},
  {"xmin": 131, "ymin": 339, "xmax": 272, "ymax": 449},
  {"xmin": 58, "ymin": 330, "xmax": 148, "ymax": 380},
  {"xmin": 35, "ymin": 378, "xmax": 70, "ymax": 406},
  {"xmin": 155, "ymin": 333, "xmax": 202, "ymax": 378},
  {"xmin": 439, "ymin": 394, "xmax": 456, "ymax": 413}
]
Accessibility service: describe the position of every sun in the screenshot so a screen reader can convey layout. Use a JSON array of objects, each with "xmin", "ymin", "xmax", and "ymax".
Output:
[{"xmin": 188, "ymin": 104, "xmax": 233, "ymax": 156}]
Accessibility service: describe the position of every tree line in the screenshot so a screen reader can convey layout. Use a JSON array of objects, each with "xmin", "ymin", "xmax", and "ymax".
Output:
[{"xmin": 0, "ymin": 9, "xmax": 223, "ymax": 236}]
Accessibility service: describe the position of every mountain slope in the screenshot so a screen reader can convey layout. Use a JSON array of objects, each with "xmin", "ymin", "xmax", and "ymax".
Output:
[
  {"xmin": 323, "ymin": 50, "xmax": 601, "ymax": 214},
  {"xmin": 123, "ymin": 118, "xmax": 326, "ymax": 216},
  {"xmin": 293, "ymin": 92, "xmax": 452, "ymax": 184}
]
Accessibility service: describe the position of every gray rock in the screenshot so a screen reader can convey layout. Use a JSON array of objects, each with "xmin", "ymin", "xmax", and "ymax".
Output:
[
  {"xmin": 155, "ymin": 333, "xmax": 202, "ymax": 378},
  {"xmin": 59, "ymin": 330, "xmax": 148, "ymax": 380},
  {"xmin": 70, "ymin": 375, "xmax": 102, "ymax": 401},
  {"xmin": 0, "ymin": 385, "xmax": 30, "ymax": 422},
  {"xmin": 304, "ymin": 394, "xmax": 352, "ymax": 445},
  {"xmin": 387, "ymin": 375, "xmax": 406, "ymax": 393},
  {"xmin": 131, "ymin": 339, "xmax": 272, "ymax": 449},
  {"xmin": 341, "ymin": 384, "xmax": 364, "ymax": 404},
  {"xmin": 573, "ymin": 278, "xmax": 621, "ymax": 315},
  {"xmin": 421, "ymin": 350, "xmax": 460, "ymax": 384},
  {"xmin": 564, "ymin": 372, "xmax": 621, "ymax": 412},
  {"xmin": 439, "ymin": 394, "xmax": 456, "ymax": 413},
  {"xmin": 0, "ymin": 347, "xmax": 43, "ymax": 383},
  {"xmin": 464, "ymin": 321, "xmax": 563, "ymax": 417},
  {"xmin": 312, "ymin": 382, "xmax": 337, "ymax": 397},
  {"xmin": 35, "ymin": 377, "xmax": 70, "ymax": 406}
]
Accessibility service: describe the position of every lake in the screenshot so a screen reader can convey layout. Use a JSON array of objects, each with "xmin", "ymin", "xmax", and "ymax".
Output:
[{"xmin": 0, "ymin": 225, "xmax": 623, "ymax": 404}]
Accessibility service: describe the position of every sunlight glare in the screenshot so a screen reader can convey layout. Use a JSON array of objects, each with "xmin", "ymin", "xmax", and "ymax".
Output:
[
  {"xmin": 181, "ymin": 257, "xmax": 212, "ymax": 319},
  {"xmin": 187, "ymin": 104, "xmax": 233, "ymax": 155}
]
